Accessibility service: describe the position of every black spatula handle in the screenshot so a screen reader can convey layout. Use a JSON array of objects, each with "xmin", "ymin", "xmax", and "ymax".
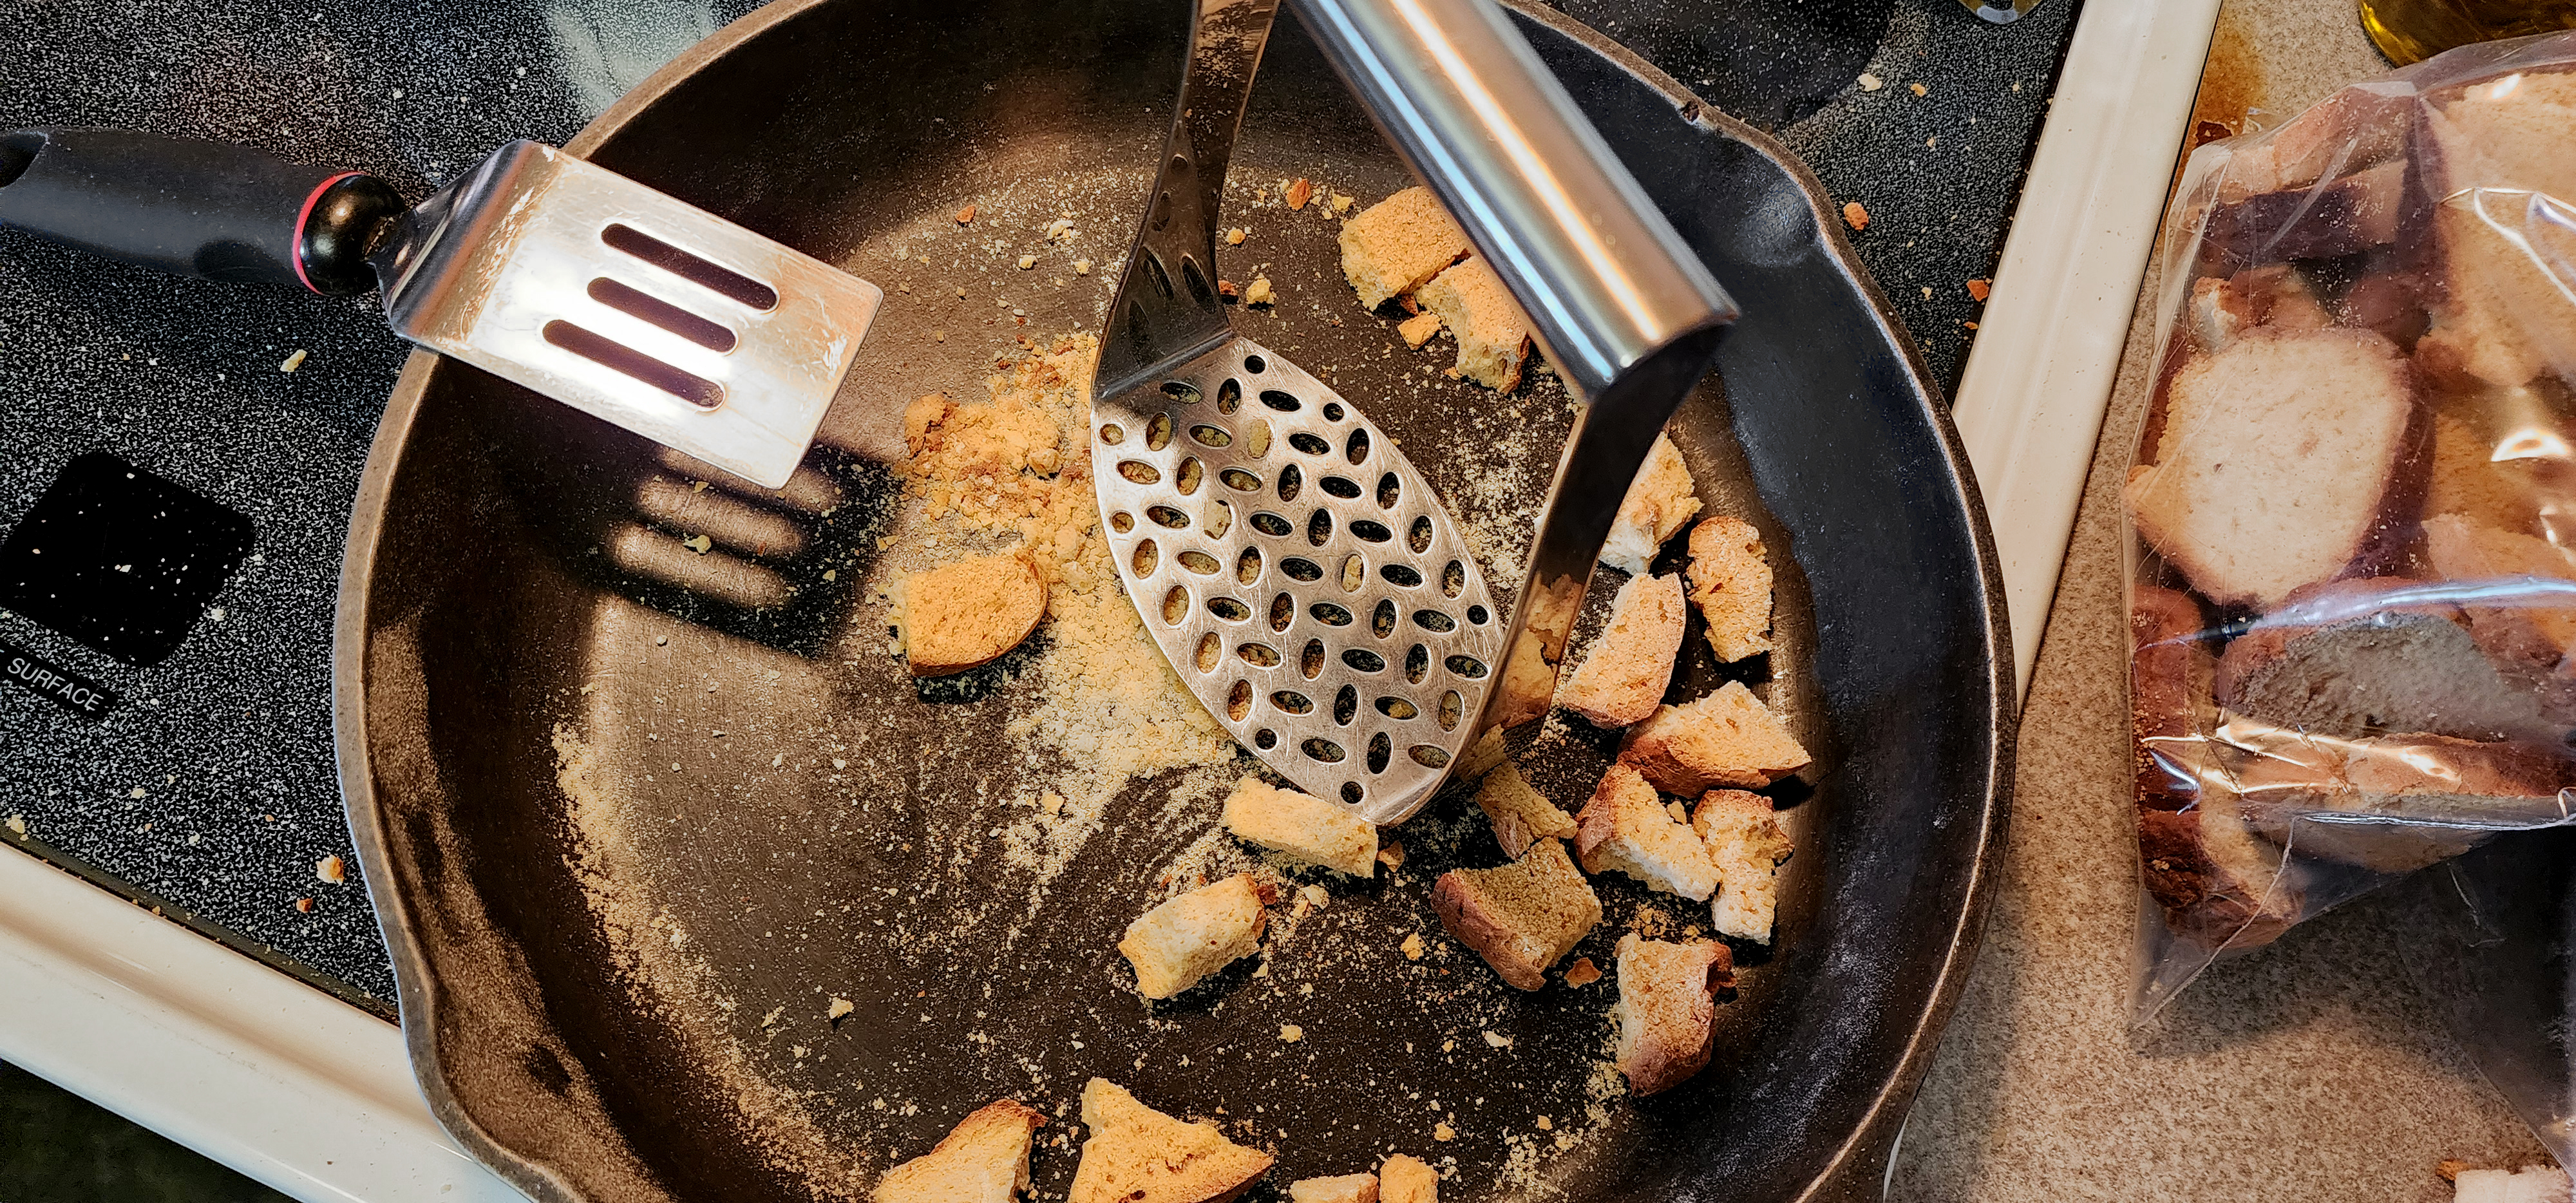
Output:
[{"xmin": 0, "ymin": 128, "xmax": 404, "ymax": 296}]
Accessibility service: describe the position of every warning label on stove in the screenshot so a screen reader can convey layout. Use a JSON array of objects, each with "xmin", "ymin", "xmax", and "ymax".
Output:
[{"xmin": 0, "ymin": 635, "xmax": 118, "ymax": 722}]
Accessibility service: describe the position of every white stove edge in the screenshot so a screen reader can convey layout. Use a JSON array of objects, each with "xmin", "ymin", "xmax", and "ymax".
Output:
[{"xmin": 0, "ymin": 3, "xmax": 2219, "ymax": 1197}]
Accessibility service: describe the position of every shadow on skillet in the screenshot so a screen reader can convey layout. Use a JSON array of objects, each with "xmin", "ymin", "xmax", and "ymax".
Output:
[{"xmin": 334, "ymin": 2, "xmax": 2011, "ymax": 1202}]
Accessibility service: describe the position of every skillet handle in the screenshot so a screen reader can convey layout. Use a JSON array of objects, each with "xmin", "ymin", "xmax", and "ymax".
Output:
[
  {"xmin": 0, "ymin": 128, "xmax": 404, "ymax": 296},
  {"xmin": 1289, "ymin": 0, "xmax": 1737, "ymax": 399}
]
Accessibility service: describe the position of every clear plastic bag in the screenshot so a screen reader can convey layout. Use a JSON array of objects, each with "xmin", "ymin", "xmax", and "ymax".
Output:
[{"xmin": 2124, "ymin": 30, "xmax": 2576, "ymax": 1023}]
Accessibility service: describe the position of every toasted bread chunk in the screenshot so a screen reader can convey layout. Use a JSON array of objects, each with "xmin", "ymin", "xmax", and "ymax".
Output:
[
  {"xmin": 1397, "ymin": 311, "xmax": 1443, "ymax": 348},
  {"xmin": 1338, "ymin": 186, "xmax": 1471, "ymax": 308},
  {"xmin": 1378, "ymin": 1157, "xmax": 1437, "ymax": 1203},
  {"xmin": 1692, "ymin": 791, "xmax": 1792, "ymax": 943},
  {"xmin": 1417, "ymin": 258, "xmax": 1534, "ymax": 392},
  {"xmin": 1429, "ymin": 838, "xmax": 1601, "ymax": 990},
  {"xmin": 1618, "ymin": 682, "xmax": 1810, "ymax": 794},
  {"xmin": 1557, "ymin": 573, "xmax": 1687, "ymax": 728},
  {"xmin": 1289, "ymin": 1175, "xmax": 1379, "ymax": 1203},
  {"xmin": 1068, "ymin": 1078, "xmax": 1273, "ymax": 1203},
  {"xmin": 1613, "ymin": 934, "xmax": 1734, "ymax": 1095},
  {"xmin": 2418, "ymin": 69, "xmax": 2576, "ymax": 388},
  {"xmin": 2423, "ymin": 515, "xmax": 2576, "ymax": 726},
  {"xmin": 1117, "ymin": 874, "xmax": 1267, "ymax": 999},
  {"xmin": 1222, "ymin": 777, "xmax": 1378, "ymax": 876},
  {"xmin": 1575, "ymin": 764, "xmax": 1719, "ymax": 900},
  {"xmin": 878, "ymin": 1099, "xmax": 1046, "ymax": 1203},
  {"xmin": 2215, "ymin": 577, "xmax": 2562, "ymax": 743},
  {"xmin": 1685, "ymin": 516, "xmax": 1774, "ymax": 662},
  {"xmin": 904, "ymin": 553, "xmax": 1048, "ymax": 676},
  {"xmin": 2125, "ymin": 327, "xmax": 2415, "ymax": 609},
  {"xmin": 1454, "ymin": 727, "xmax": 1511, "ymax": 784},
  {"xmin": 1473, "ymin": 761, "xmax": 1578, "ymax": 859},
  {"xmin": 1600, "ymin": 433, "xmax": 1702, "ymax": 575}
]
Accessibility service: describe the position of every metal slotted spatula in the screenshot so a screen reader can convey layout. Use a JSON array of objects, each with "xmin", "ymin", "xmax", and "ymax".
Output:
[
  {"xmin": 1094, "ymin": 0, "xmax": 1738, "ymax": 824},
  {"xmin": 0, "ymin": 131, "xmax": 879, "ymax": 489}
]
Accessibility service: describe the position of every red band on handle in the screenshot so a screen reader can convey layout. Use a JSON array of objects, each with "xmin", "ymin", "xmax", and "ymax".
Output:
[{"xmin": 290, "ymin": 171, "xmax": 363, "ymax": 294}]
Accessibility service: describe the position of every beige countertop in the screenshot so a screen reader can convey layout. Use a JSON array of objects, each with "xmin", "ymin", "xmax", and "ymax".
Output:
[{"xmin": 1889, "ymin": 1, "xmax": 2562, "ymax": 1198}]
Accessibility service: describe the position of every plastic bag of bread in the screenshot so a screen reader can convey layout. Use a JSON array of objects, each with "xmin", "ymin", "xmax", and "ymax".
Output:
[{"xmin": 2124, "ymin": 30, "xmax": 2576, "ymax": 1021}]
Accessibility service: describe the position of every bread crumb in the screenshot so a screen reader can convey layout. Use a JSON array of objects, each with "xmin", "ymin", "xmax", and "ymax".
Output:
[
  {"xmin": 1562, "ymin": 956, "xmax": 1600, "ymax": 987},
  {"xmin": 1857, "ymin": 72, "xmax": 1882, "ymax": 91},
  {"xmin": 1397, "ymin": 311, "xmax": 1442, "ymax": 348},
  {"xmin": 1218, "ymin": 279, "xmax": 1241, "ymax": 301},
  {"xmin": 1285, "ymin": 178, "xmax": 1314, "ymax": 210},
  {"xmin": 1074, "ymin": 259, "xmax": 1092, "ymax": 275},
  {"xmin": 1966, "ymin": 278, "xmax": 1992, "ymax": 301},
  {"xmin": 3, "ymin": 814, "xmax": 23, "ymax": 838},
  {"xmin": 314, "ymin": 855, "xmax": 345, "ymax": 884},
  {"xmin": 1841, "ymin": 201, "xmax": 1869, "ymax": 232},
  {"xmin": 1377, "ymin": 840, "xmax": 1405, "ymax": 871},
  {"xmin": 956, "ymin": 205, "xmax": 976, "ymax": 224},
  {"xmin": 1280, "ymin": 1024, "xmax": 1304, "ymax": 1043},
  {"xmin": 294, "ymin": 897, "xmax": 314, "ymax": 913},
  {"xmin": 896, "ymin": 553, "xmax": 1047, "ymax": 676},
  {"xmin": 1432, "ymin": 1122, "xmax": 1455, "ymax": 1142},
  {"xmin": 1244, "ymin": 275, "xmax": 1275, "ymax": 307},
  {"xmin": 1401, "ymin": 932, "xmax": 1426, "ymax": 960},
  {"xmin": 1481, "ymin": 1030, "xmax": 1511, "ymax": 1049},
  {"xmin": 1908, "ymin": 81, "xmax": 1927, "ymax": 97},
  {"xmin": 278, "ymin": 348, "xmax": 307, "ymax": 373},
  {"xmin": 828, "ymin": 997, "xmax": 855, "ymax": 1021},
  {"xmin": 1535, "ymin": 1115, "xmax": 1553, "ymax": 1131},
  {"xmin": 1018, "ymin": 254, "xmax": 1037, "ymax": 270},
  {"xmin": 682, "ymin": 534, "xmax": 712, "ymax": 554},
  {"xmin": 1226, "ymin": 228, "xmax": 1247, "ymax": 246},
  {"xmin": 1329, "ymin": 193, "xmax": 1355, "ymax": 215}
]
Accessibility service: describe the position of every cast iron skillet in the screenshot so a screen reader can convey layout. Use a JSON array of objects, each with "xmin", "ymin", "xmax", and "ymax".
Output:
[{"xmin": 333, "ymin": 1, "xmax": 2014, "ymax": 1200}]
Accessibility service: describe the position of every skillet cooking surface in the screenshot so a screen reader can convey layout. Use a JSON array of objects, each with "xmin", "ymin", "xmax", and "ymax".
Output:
[{"xmin": 335, "ymin": 3, "xmax": 2011, "ymax": 1201}]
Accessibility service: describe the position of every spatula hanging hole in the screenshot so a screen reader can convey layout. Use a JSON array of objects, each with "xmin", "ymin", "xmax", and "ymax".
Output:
[
  {"xmin": 1320, "ymin": 475, "xmax": 1361, "ymax": 500},
  {"xmin": 1195, "ymin": 632, "xmax": 1221, "ymax": 672},
  {"xmin": 1146, "ymin": 413, "xmax": 1174, "ymax": 451},
  {"xmin": 1244, "ymin": 419, "xmax": 1273, "ymax": 459},
  {"xmin": 1251, "ymin": 511, "xmax": 1292, "ymax": 538},
  {"xmin": 1377, "ymin": 473, "xmax": 1401, "ymax": 509},
  {"xmin": 1372, "ymin": 598, "xmax": 1397, "ymax": 638},
  {"xmin": 1408, "ymin": 744, "xmax": 1451, "ymax": 769},
  {"xmin": 1204, "ymin": 502, "xmax": 1233, "ymax": 538},
  {"xmin": 1405, "ymin": 643, "xmax": 1429, "ymax": 683},
  {"xmin": 1228, "ymin": 679, "xmax": 1253, "ymax": 721},
  {"xmin": 1350, "ymin": 519, "xmax": 1391, "ymax": 544},
  {"xmin": 1408, "ymin": 516, "xmax": 1434, "ymax": 554},
  {"xmin": 1466, "ymin": 604, "xmax": 1490, "ymax": 625},
  {"xmin": 1289, "ymin": 431, "xmax": 1331, "ymax": 456},
  {"xmin": 1221, "ymin": 468, "xmax": 1262, "ymax": 492},
  {"xmin": 1131, "ymin": 539, "xmax": 1159, "ymax": 576},
  {"xmin": 1301, "ymin": 737, "xmax": 1345, "ymax": 764},
  {"xmin": 1309, "ymin": 602, "xmax": 1352, "ymax": 627},
  {"xmin": 587, "ymin": 279, "xmax": 737, "ymax": 351},
  {"xmin": 1268, "ymin": 592, "xmax": 1294, "ymax": 631},
  {"xmin": 1162, "ymin": 586, "xmax": 1189, "ymax": 625},
  {"xmin": 1271, "ymin": 690, "xmax": 1314, "ymax": 715},
  {"xmin": 1341, "ymin": 555, "xmax": 1366, "ymax": 592},
  {"xmin": 1413, "ymin": 609, "xmax": 1455, "ymax": 632},
  {"xmin": 1110, "ymin": 511, "xmax": 1135, "ymax": 533},
  {"xmin": 1277, "ymin": 464, "xmax": 1302, "ymax": 502},
  {"xmin": 1334, "ymin": 685, "xmax": 1358, "ymax": 726},
  {"xmin": 1342, "ymin": 781, "xmax": 1364, "ymax": 805},
  {"xmin": 541, "ymin": 321, "xmax": 724, "ymax": 408},
  {"xmin": 1323, "ymin": 402, "xmax": 1345, "ymax": 421},
  {"xmin": 1191, "ymin": 424, "xmax": 1233, "ymax": 448},
  {"xmin": 1244, "ymin": 354, "xmax": 1267, "ymax": 374},
  {"xmin": 1281, "ymin": 557, "xmax": 1322, "ymax": 582},
  {"xmin": 1238, "ymin": 547, "xmax": 1264, "ymax": 585},
  {"xmin": 1301, "ymin": 639, "xmax": 1325, "ymax": 679},
  {"xmin": 1440, "ymin": 560, "xmax": 1465, "ymax": 597},
  {"xmin": 1439, "ymin": 690, "xmax": 1463, "ymax": 730},
  {"xmin": 1381, "ymin": 564, "xmax": 1423, "ymax": 588},
  {"xmin": 1148, "ymin": 505, "xmax": 1190, "ymax": 529},
  {"xmin": 1161, "ymin": 381, "xmax": 1202, "ymax": 405},
  {"xmin": 1175, "ymin": 457, "xmax": 1204, "ymax": 496},
  {"xmin": 600, "ymin": 224, "xmax": 777, "ymax": 310},
  {"xmin": 1345, "ymin": 429, "xmax": 1370, "ymax": 464},
  {"xmin": 1255, "ymin": 728, "xmax": 1278, "ymax": 750},
  {"xmin": 1375, "ymin": 696, "xmax": 1418, "ymax": 720},
  {"xmin": 1208, "ymin": 596, "xmax": 1251, "ymax": 622},
  {"xmin": 1177, "ymin": 550, "xmax": 1220, "ymax": 574},
  {"xmin": 1444, "ymin": 654, "xmax": 1490, "ymax": 679},
  {"xmin": 1307, "ymin": 509, "xmax": 1332, "ymax": 546},
  {"xmin": 1366, "ymin": 732, "xmax": 1391, "ymax": 773},
  {"xmin": 1238, "ymin": 643, "xmax": 1281, "ymax": 668},
  {"xmin": 1119, "ymin": 461, "xmax": 1161, "ymax": 485},
  {"xmin": 1149, "ymin": 185, "xmax": 1175, "ymax": 232},
  {"xmin": 1341, "ymin": 649, "xmax": 1386, "ymax": 673},
  {"xmin": 1217, "ymin": 379, "xmax": 1243, "ymax": 413},
  {"xmin": 1101, "ymin": 423, "xmax": 1125, "ymax": 445},
  {"xmin": 1260, "ymin": 390, "xmax": 1300, "ymax": 412}
]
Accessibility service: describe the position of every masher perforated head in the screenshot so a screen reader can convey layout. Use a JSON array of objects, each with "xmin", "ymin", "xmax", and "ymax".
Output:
[{"xmin": 1092, "ymin": 338, "xmax": 1502, "ymax": 821}]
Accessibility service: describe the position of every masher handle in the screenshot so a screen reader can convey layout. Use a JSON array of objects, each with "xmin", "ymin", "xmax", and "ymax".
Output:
[{"xmin": 0, "ymin": 128, "xmax": 403, "ymax": 296}]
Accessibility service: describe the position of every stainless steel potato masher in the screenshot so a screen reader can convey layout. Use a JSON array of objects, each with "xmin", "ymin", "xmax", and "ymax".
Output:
[{"xmin": 1092, "ymin": 0, "xmax": 1738, "ymax": 824}]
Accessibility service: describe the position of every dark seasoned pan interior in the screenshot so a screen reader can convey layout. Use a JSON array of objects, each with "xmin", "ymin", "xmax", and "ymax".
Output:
[{"xmin": 337, "ymin": 3, "xmax": 2009, "ymax": 1202}]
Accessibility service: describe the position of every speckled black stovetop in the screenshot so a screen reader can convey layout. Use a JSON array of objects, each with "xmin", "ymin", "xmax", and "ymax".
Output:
[{"xmin": 0, "ymin": 0, "xmax": 2076, "ymax": 1014}]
